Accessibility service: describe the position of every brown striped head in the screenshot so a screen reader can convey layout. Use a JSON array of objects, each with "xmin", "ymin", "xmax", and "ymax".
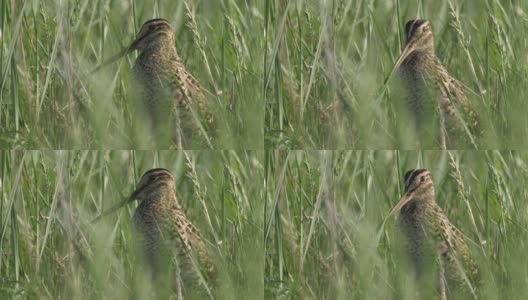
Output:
[
  {"xmin": 90, "ymin": 19, "xmax": 175, "ymax": 73},
  {"xmin": 128, "ymin": 18, "xmax": 175, "ymax": 52},
  {"xmin": 128, "ymin": 168, "xmax": 175, "ymax": 202},
  {"xmin": 393, "ymin": 19, "xmax": 434, "ymax": 69},
  {"xmin": 404, "ymin": 19, "xmax": 434, "ymax": 51},
  {"xmin": 388, "ymin": 169, "xmax": 434, "ymax": 217}
]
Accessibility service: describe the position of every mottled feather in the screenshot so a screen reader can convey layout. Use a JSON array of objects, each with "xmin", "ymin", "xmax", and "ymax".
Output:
[
  {"xmin": 395, "ymin": 19, "xmax": 478, "ymax": 148},
  {"xmin": 129, "ymin": 168, "xmax": 214, "ymax": 295},
  {"xmin": 391, "ymin": 169, "xmax": 478, "ymax": 299},
  {"xmin": 130, "ymin": 19, "xmax": 213, "ymax": 148}
]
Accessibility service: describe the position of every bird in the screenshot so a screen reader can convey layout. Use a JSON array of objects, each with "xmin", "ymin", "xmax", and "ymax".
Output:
[
  {"xmin": 127, "ymin": 168, "xmax": 214, "ymax": 297},
  {"xmin": 392, "ymin": 19, "xmax": 478, "ymax": 149},
  {"xmin": 387, "ymin": 169, "xmax": 479, "ymax": 299},
  {"xmin": 93, "ymin": 18, "xmax": 212, "ymax": 148}
]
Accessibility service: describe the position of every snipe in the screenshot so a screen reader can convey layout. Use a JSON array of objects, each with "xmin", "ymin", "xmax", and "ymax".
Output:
[
  {"xmin": 393, "ymin": 19, "xmax": 478, "ymax": 149},
  {"xmin": 128, "ymin": 168, "xmax": 214, "ymax": 297},
  {"xmin": 95, "ymin": 19, "xmax": 213, "ymax": 148},
  {"xmin": 387, "ymin": 169, "xmax": 479, "ymax": 299}
]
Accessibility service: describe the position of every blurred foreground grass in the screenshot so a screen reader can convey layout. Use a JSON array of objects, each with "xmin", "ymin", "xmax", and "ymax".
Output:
[
  {"xmin": 264, "ymin": 0, "xmax": 528, "ymax": 149},
  {"xmin": 0, "ymin": 150, "xmax": 263, "ymax": 299},
  {"xmin": 1, "ymin": 1, "xmax": 263, "ymax": 149},
  {"xmin": 265, "ymin": 150, "xmax": 528, "ymax": 299}
]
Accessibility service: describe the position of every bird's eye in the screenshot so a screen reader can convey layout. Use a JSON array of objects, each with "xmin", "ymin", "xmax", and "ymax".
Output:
[
  {"xmin": 422, "ymin": 26, "xmax": 427, "ymax": 32},
  {"xmin": 420, "ymin": 176, "xmax": 426, "ymax": 182}
]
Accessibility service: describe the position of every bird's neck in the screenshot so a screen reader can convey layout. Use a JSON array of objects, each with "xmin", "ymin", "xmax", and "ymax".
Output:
[
  {"xmin": 142, "ymin": 184, "xmax": 177, "ymax": 205},
  {"xmin": 401, "ymin": 189, "xmax": 436, "ymax": 216},
  {"xmin": 139, "ymin": 36, "xmax": 177, "ymax": 57},
  {"xmin": 409, "ymin": 47, "xmax": 435, "ymax": 62}
]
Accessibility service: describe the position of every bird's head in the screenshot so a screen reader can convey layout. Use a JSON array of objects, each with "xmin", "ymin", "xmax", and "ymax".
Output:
[
  {"xmin": 388, "ymin": 169, "xmax": 435, "ymax": 217},
  {"xmin": 90, "ymin": 18, "xmax": 175, "ymax": 73},
  {"xmin": 393, "ymin": 19, "xmax": 435, "ymax": 69},
  {"xmin": 127, "ymin": 18, "xmax": 175, "ymax": 52},
  {"xmin": 404, "ymin": 19, "xmax": 434, "ymax": 52},
  {"xmin": 128, "ymin": 168, "xmax": 175, "ymax": 202}
]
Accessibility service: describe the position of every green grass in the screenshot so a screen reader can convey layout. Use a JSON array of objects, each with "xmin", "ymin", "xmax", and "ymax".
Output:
[
  {"xmin": 0, "ymin": 151, "xmax": 264, "ymax": 299},
  {"xmin": 3, "ymin": 0, "xmax": 528, "ymax": 299},
  {"xmin": 265, "ymin": 150, "xmax": 528, "ymax": 299},
  {"xmin": 0, "ymin": 1, "xmax": 263, "ymax": 149},
  {"xmin": 264, "ymin": 0, "xmax": 528, "ymax": 149}
]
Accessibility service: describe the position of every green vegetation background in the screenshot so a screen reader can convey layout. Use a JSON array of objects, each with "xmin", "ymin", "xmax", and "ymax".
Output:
[
  {"xmin": 0, "ymin": 150, "xmax": 263, "ymax": 299},
  {"xmin": 264, "ymin": 0, "xmax": 527, "ymax": 149},
  {"xmin": 265, "ymin": 150, "xmax": 527, "ymax": 299},
  {"xmin": 1, "ymin": 1, "xmax": 263, "ymax": 149},
  {"xmin": 3, "ymin": 0, "xmax": 526, "ymax": 149},
  {"xmin": 2, "ymin": 0, "xmax": 528, "ymax": 299}
]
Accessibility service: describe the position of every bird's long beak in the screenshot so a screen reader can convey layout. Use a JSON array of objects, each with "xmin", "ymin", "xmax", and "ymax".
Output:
[
  {"xmin": 90, "ymin": 47, "xmax": 129, "ymax": 74},
  {"xmin": 90, "ymin": 37, "xmax": 140, "ymax": 74},
  {"xmin": 376, "ymin": 190, "xmax": 414, "ymax": 244},
  {"xmin": 393, "ymin": 44, "xmax": 415, "ymax": 71},
  {"xmin": 90, "ymin": 192, "xmax": 137, "ymax": 224},
  {"xmin": 387, "ymin": 191, "xmax": 415, "ymax": 219},
  {"xmin": 380, "ymin": 43, "xmax": 415, "ymax": 89}
]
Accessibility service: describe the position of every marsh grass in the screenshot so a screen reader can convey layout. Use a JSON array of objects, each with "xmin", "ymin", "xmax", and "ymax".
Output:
[
  {"xmin": 0, "ymin": 150, "xmax": 264, "ymax": 299},
  {"xmin": 1, "ymin": 1, "xmax": 263, "ymax": 149},
  {"xmin": 3, "ymin": 0, "xmax": 528, "ymax": 299},
  {"xmin": 265, "ymin": 150, "xmax": 528, "ymax": 299},
  {"xmin": 264, "ymin": 0, "xmax": 528, "ymax": 149}
]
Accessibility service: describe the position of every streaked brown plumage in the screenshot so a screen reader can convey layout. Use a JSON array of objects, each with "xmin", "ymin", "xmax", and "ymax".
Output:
[
  {"xmin": 129, "ymin": 19, "xmax": 212, "ymax": 148},
  {"xmin": 94, "ymin": 18, "xmax": 212, "ymax": 148},
  {"xmin": 387, "ymin": 169, "xmax": 478, "ymax": 299},
  {"xmin": 394, "ymin": 19, "xmax": 478, "ymax": 149},
  {"xmin": 128, "ymin": 168, "xmax": 213, "ymax": 296}
]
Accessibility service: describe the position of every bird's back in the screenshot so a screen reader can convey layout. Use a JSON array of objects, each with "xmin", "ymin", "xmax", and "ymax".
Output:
[
  {"xmin": 434, "ymin": 209, "xmax": 479, "ymax": 295},
  {"xmin": 397, "ymin": 202, "xmax": 478, "ymax": 289},
  {"xmin": 397, "ymin": 51, "xmax": 477, "ymax": 148},
  {"xmin": 433, "ymin": 60, "xmax": 479, "ymax": 145},
  {"xmin": 132, "ymin": 47, "xmax": 210, "ymax": 148},
  {"xmin": 167, "ymin": 56, "xmax": 211, "ymax": 147},
  {"xmin": 132, "ymin": 198, "xmax": 208, "ymax": 284}
]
